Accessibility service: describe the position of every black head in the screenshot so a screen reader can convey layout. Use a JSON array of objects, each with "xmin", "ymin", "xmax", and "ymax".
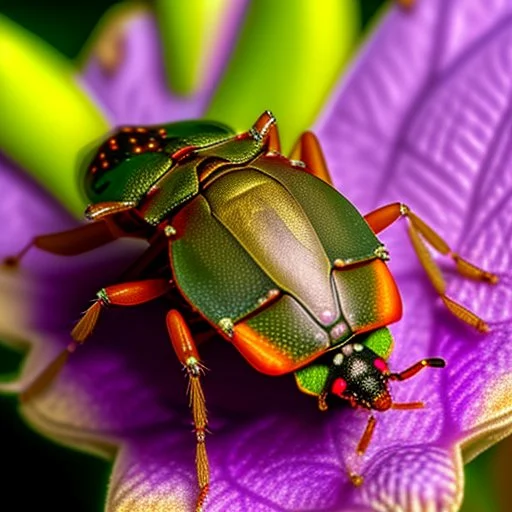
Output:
[
  {"xmin": 327, "ymin": 342, "xmax": 392, "ymax": 411},
  {"xmin": 317, "ymin": 342, "xmax": 445, "ymax": 464}
]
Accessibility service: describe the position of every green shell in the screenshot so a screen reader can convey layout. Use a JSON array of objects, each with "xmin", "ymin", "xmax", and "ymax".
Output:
[
  {"xmin": 85, "ymin": 152, "xmax": 173, "ymax": 204},
  {"xmin": 250, "ymin": 155, "xmax": 380, "ymax": 263},
  {"xmin": 83, "ymin": 118, "xmax": 399, "ymax": 376},
  {"xmin": 170, "ymin": 155, "xmax": 394, "ymax": 374},
  {"xmin": 171, "ymin": 194, "xmax": 277, "ymax": 324},
  {"xmin": 243, "ymin": 295, "xmax": 330, "ymax": 363},
  {"xmin": 139, "ymin": 159, "xmax": 200, "ymax": 225},
  {"xmin": 83, "ymin": 119, "xmax": 235, "ymax": 205}
]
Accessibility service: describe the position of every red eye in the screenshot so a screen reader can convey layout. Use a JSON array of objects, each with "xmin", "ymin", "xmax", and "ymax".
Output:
[
  {"xmin": 374, "ymin": 358, "xmax": 388, "ymax": 373},
  {"xmin": 331, "ymin": 377, "xmax": 347, "ymax": 397}
]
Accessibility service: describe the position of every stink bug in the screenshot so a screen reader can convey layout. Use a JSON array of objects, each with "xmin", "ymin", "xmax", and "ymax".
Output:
[{"xmin": 7, "ymin": 111, "xmax": 497, "ymax": 510}]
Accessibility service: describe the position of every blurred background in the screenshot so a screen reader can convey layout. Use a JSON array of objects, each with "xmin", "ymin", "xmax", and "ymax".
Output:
[{"xmin": 0, "ymin": 1, "xmax": 510, "ymax": 511}]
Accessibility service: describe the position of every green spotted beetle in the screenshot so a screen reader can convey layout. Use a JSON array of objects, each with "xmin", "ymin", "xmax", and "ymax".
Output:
[{"xmin": 8, "ymin": 111, "xmax": 497, "ymax": 511}]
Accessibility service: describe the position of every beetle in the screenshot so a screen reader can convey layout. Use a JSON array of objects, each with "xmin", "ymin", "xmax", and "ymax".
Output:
[{"xmin": 8, "ymin": 111, "xmax": 497, "ymax": 511}]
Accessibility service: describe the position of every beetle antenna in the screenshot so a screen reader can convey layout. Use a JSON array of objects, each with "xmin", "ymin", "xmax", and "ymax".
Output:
[{"xmin": 389, "ymin": 357, "xmax": 445, "ymax": 381}]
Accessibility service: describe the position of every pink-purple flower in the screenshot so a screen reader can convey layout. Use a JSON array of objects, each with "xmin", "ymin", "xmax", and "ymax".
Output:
[{"xmin": 1, "ymin": 1, "xmax": 511, "ymax": 510}]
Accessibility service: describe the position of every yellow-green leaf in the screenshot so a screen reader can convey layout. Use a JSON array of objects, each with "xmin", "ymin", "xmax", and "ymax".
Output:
[
  {"xmin": 206, "ymin": 0, "xmax": 359, "ymax": 152},
  {"xmin": 0, "ymin": 15, "xmax": 109, "ymax": 216},
  {"xmin": 156, "ymin": 0, "xmax": 229, "ymax": 96}
]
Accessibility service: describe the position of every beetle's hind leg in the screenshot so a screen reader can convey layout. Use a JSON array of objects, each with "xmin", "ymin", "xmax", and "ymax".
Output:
[
  {"xmin": 364, "ymin": 202, "xmax": 498, "ymax": 331},
  {"xmin": 20, "ymin": 278, "xmax": 171, "ymax": 401},
  {"xmin": 166, "ymin": 310, "xmax": 210, "ymax": 512},
  {"xmin": 3, "ymin": 221, "xmax": 120, "ymax": 268},
  {"xmin": 3, "ymin": 203, "xmax": 147, "ymax": 268}
]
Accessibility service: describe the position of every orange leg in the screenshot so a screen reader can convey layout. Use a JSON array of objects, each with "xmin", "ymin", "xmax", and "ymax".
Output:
[
  {"xmin": 4, "ymin": 208, "xmax": 147, "ymax": 268},
  {"xmin": 20, "ymin": 341, "xmax": 79, "ymax": 403},
  {"xmin": 364, "ymin": 202, "xmax": 498, "ymax": 332},
  {"xmin": 356, "ymin": 415, "xmax": 377, "ymax": 457},
  {"xmin": 289, "ymin": 131, "xmax": 333, "ymax": 185},
  {"xmin": 267, "ymin": 123, "xmax": 281, "ymax": 153},
  {"xmin": 166, "ymin": 310, "xmax": 210, "ymax": 512},
  {"xmin": 4, "ymin": 221, "xmax": 118, "ymax": 267},
  {"xmin": 348, "ymin": 400, "xmax": 424, "ymax": 487},
  {"xmin": 348, "ymin": 415, "xmax": 377, "ymax": 487},
  {"xmin": 21, "ymin": 278, "xmax": 171, "ymax": 402},
  {"xmin": 72, "ymin": 278, "xmax": 172, "ymax": 342}
]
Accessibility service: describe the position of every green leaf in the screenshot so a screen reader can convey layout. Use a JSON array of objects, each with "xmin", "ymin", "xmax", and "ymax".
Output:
[
  {"xmin": 206, "ymin": 0, "xmax": 359, "ymax": 152},
  {"xmin": 156, "ymin": 0, "xmax": 228, "ymax": 96},
  {"xmin": 0, "ymin": 15, "xmax": 109, "ymax": 216},
  {"xmin": 461, "ymin": 448, "xmax": 500, "ymax": 512}
]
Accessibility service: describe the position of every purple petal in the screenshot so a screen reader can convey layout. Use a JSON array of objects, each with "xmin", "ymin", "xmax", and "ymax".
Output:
[
  {"xmin": 80, "ymin": 4, "xmax": 247, "ymax": 127},
  {"xmin": 0, "ymin": 153, "xmax": 73, "ymax": 256},
  {"xmin": 105, "ymin": 405, "xmax": 459, "ymax": 511},
  {"xmin": 81, "ymin": 13, "xmax": 206, "ymax": 125},
  {"xmin": 355, "ymin": 445, "xmax": 461, "ymax": 511},
  {"xmin": 0, "ymin": 153, "xmax": 73, "ymax": 390},
  {"xmin": 107, "ymin": 431, "xmax": 196, "ymax": 511},
  {"xmin": 316, "ymin": 0, "xmax": 512, "ymax": 219}
]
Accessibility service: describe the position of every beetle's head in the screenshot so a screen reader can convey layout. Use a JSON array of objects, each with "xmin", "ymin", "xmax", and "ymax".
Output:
[
  {"xmin": 327, "ymin": 342, "xmax": 393, "ymax": 411},
  {"xmin": 324, "ymin": 342, "xmax": 446, "ymax": 412},
  {"xmin": 312, "ymin": 340, "xmax": 445, "ymax": 461}
]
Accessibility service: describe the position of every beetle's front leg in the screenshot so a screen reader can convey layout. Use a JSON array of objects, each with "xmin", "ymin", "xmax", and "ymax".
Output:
[
  {"xmin": 365, "ymin": 202, "xmax": 498, "ymax": 284},
  {"xmin": 166, "ymin": 310, "xmax": 210, "ymax": 512}
]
